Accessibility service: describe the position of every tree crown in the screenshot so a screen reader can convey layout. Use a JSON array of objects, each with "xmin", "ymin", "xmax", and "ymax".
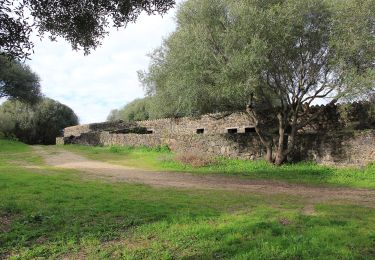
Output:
[{"xmin": 0, "ymin": 0, "xmax": 175, "ymax": 59}]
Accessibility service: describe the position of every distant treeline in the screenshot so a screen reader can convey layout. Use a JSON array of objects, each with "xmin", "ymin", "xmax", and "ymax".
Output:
[
  {"xmin": 0, "ymin": 98, "xmax": 78, "ymax": 145},
  {"xmin": 107, "ymin": 97, "xmax": 152, "ymax": 122},
  {"xmin": 1, "ymin": 54, "xmax": 78, "ymax": 145},
  {"xmin": 108, "ymin": 96, "xmax": 375, "ymax": 130}
]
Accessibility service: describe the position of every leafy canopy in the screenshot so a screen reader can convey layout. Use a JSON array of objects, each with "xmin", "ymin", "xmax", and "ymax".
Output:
[
  {"xmin": 140, "ymin": 0, "xmax": 375, "ymax": 164},
  {"xmin": 141, "ymin": 0, "xmax": 375, "ymax": 118},
  {"xmin": 0, "ymin": 0, "xmax": 175, "ymax": 59},
  {"xmin": 0, "ymin": 56, "xmax": 42, "ymax": 103},
  {"xmin": 107, "ymin": 97, "xmax": 151, "ymax": 122},
  {"xmin": 0, "ymin": 98, "xmax": 78, "ymax": 144}
]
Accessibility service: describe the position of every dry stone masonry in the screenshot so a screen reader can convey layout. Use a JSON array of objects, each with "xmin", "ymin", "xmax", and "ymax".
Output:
[{"xmin": 57, "ymin": 107, "xmax": 375, "ymax": 166}]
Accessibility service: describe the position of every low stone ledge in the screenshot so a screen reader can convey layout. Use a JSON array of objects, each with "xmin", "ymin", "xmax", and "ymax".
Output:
[{"xmin": 56, "ymin": 137, "xmax": 64, "ymax": 145}]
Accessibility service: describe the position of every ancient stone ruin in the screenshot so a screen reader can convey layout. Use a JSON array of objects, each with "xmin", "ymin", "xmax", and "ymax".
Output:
[{"xmin": 57, "ymin": 104, "xmax": 375, "ymax": 166}]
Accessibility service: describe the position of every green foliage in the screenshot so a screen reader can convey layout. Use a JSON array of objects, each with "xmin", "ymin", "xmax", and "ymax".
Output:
[
  {"xmin": 338, "ymin": 102, "xmax": 375, "ymax": 129},
  {"xmin": 0, "ymin": 56, "xmax": 42, "ymax": 103},
  {"xmin": 142, "ymin": 0, "xmax": 375, "ymax": 118},
  {"xmin": 107, "ymin": 97, "xmax": 152, "ymax": 122},
  {"xmin": 65, "ymin": 145, "xmax": 375, "ymax": 189},
  {"xmin": 139, "ymin": 0, "xmax": 375, "ymax": 164},
  {"xmin": 0, "ymin": 140, "xmax": 374, "ymax": 258},
  {"xmin": 0, "ymin": 98, "xmax": 78, "ymax": 144},
  {"xmin": 1, "ymin": 0, "xmax": 175, "ymax": 59}
]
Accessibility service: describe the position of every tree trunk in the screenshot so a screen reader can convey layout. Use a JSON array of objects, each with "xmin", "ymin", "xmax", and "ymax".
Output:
[
  {"xmin": 274, "ymin": 112, "xmax": 287, "ymax": 166},
  {"xmin": 275, "ymin": 132, "xmax": 287, "ymax": 166},
  {"xmin": 245, "ymin": 110, "xmax": 274, "ymax": 164},
  {"xmin": 274, "ymin": 148, "xmax": 286, "ymax": 166},
  {"xmin": 265, "ymin": 144, "xmax": 273, "ymax": 163},
  {"xmin": 275, "ymin": 123, "xmax": 297, "ymax": 166}
]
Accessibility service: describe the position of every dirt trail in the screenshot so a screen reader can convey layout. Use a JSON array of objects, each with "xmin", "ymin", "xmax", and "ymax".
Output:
[{"xmin": 32, "ymin": 146, "xmax": 375, "ymax": 213}]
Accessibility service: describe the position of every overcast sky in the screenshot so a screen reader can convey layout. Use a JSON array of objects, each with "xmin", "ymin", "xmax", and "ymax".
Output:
[{"xmin": 27, "ymin": 2, "xmax": 182, "ymax": 124}]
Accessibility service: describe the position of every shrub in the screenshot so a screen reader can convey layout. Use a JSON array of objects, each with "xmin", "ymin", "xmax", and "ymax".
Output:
[{"xmin": 0, "ymin": 98, "xmax": 78, "ymax": 145}]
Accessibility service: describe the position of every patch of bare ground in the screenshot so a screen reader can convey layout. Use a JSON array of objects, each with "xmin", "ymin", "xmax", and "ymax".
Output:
[
  {"xmin": 60, "ymin": 237, "xmax": 149, "ymax": 260},
  {"xmin": 0, "ymin": 215, "xmax": 14, "ymax": 259},
  {"xmin": 0, "ymin": 214, "xmax": 14, "ymax": 233},
  {"xmin": 61, "ymin": 251, "xmax": 87, "ymax": 260},
  {"xmin": 0, "ymin": 252, "xmax": 10, "ymax": 260},
  {"xmin": 101, "ymin": 236, "xmax": 150, "ymax": 252},
  {"xmin": 31, "ymin": 146, "xmax": 375, "ymax": 215},
  {"xmin": 302, "ymin": 204, "xmax": 317, "ymax": 216}
]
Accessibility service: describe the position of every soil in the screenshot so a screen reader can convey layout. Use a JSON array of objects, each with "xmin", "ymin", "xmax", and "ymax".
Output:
[
  {"xmin": 0, "ymin": 214, "xmax": 13, "ymax": 233},
  {"xmin": 32, "ymin": 146, "xmax": 375, "ymax": 215}
]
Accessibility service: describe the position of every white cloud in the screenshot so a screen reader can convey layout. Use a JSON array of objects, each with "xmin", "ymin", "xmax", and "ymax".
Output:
[{"xmin": 26, "ymin": 2, "xmax": 183, "ymax": 124}]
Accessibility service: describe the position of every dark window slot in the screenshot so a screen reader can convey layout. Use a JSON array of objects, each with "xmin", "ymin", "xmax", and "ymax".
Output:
[
  {"xmin": 245, "ymin": 127, "xmax": 256, "ymax": 133},
  {"xmin": 196, "ymin": 128, "xmax": 205, "ymax": 134},
  {"xmin": 227, "ymin": 128, "xmax": 238, "ymax": 134}
]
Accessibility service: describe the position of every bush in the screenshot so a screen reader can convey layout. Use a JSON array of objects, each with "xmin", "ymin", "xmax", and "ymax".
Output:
[{"xmin": 0, "ymin": 98, "xmax": 78, "ymax": 145}]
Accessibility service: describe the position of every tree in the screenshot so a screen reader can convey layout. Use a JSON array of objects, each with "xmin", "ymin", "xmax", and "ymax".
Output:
[
  {"xmin": 107, "ymin": 109, "xmax": 121, "ymax": 122},
  {"xmin": 0, "ymin": 98, "xmax": 78, "ymax": 144},
  {"xmin": 1, "ymin": 0, "xmax": 175, "ymax": 59},
  {"xmin": 107, "ymin": 97, "xmax": 151, "ymax": 122},
  {"xmin": 140, "ymin": 0, "xmax": 375, "ymax": 165},
  {"xmin": 0, "ymin": 56, "xmax": 42, "ymax": 103}
]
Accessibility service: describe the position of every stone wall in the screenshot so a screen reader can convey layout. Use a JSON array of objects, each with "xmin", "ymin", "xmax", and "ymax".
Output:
[
  {"xmin": 64, "ymin": 102, "xmax": 375, "ymax": 139},
  {"xmin": 64, "ymin": 121, "xmax": 138, "ymax": 137},
  {"xmin": 64, "ymin": 112, "xmax": 255, "ymax": 138},
  {"xmin": 61, "ymin": 130, "xmax": 375, "ymax": 165},
  {"xmin": 139, "ymin": 112, "xmax": 254, "ymax": 135},
  {"xmin": 63, "ymin": 131, "xmax": 264, "ymax": 159},
  {"xmin": 60, "ymin": 104, "xmax": 375, "ymax": 165},
  {"xmin": 293, "ymin": 130, "xmax": 375, "ymax": 165},
  {"xmin": 56, "ymin": 137, "xmax": 64, "ymax": 145},
  {"xmin": 64, "ymin": 124, "xmax": 91, "ymax": 137}
]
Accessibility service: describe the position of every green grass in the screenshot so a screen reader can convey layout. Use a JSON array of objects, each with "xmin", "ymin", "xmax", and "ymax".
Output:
[
  {"xmin": 63, "ymin": 144, "xmax": 375, "ymax": 189},
  {"xmin": 1, "ymin": 140, "xmax": 375, "ymax": 259}
]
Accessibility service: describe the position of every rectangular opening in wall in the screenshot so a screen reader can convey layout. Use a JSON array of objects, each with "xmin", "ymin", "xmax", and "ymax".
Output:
[
  {"xmin": 147, "ymin": 130, "xmax": 154, "ymax": 134},
  {"xmin": 245, "ymin": 127, "xmax": 256, "ymax": 133},
  {"xmin": 227, "ymin": 128, "xmax": 238, "ymax": 134},
  {"xmin": 196, "ymin": 128, "xmax": 205, "ymax": 134}
]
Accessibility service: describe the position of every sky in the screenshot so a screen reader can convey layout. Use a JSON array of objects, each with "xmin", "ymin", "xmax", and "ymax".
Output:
[{"xmin": 26, "ymin": 2, "xmax": 183, "ymax": 124}]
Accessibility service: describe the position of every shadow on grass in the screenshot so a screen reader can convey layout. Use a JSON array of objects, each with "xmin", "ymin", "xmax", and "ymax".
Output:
[{"xmin": 0, "ymin": 164, "xmax": 303, "ymax": 258}]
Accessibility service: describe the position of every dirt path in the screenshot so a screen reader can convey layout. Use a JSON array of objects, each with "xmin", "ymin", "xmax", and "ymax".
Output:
[{"xmin": 32, "ymin": 146, "xmax": 375, "ymax": 213}]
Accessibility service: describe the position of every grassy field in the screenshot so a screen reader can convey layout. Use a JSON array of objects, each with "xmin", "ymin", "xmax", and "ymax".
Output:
[
  {"xmin": 1, "ymin": 140, "xmax": 375, "ymax": 259},
  {"xmin": 63, "ymin": 144, "xmax": 375, "ymax": 189}
]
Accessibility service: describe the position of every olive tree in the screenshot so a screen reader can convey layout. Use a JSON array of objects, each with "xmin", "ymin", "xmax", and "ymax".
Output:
[
  {"xmin": 140, "ymin": 0, "xmax": 375, "ymax": 165},
  {"xmin": 0, "ymin": 56, "xmax": 42, "ymax": 103},
  {"xmin": 1, "ymin": 0, "xmax": 175, "ymax": 59}
]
